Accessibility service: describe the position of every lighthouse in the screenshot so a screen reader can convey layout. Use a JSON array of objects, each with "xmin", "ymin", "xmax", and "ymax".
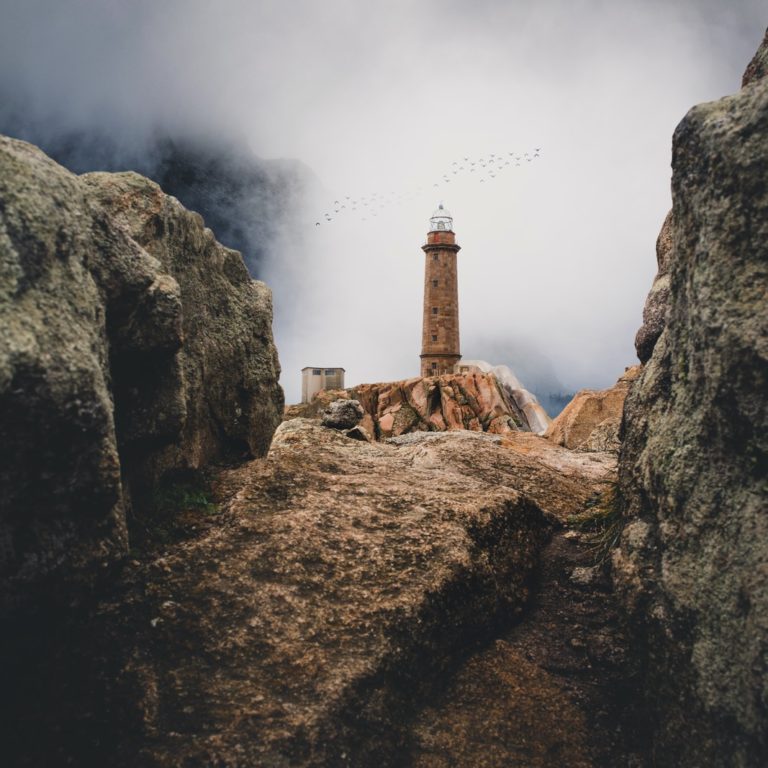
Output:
[{"xmin": 420, "ymin": 203, "xmax": 461, "ymax": 376}]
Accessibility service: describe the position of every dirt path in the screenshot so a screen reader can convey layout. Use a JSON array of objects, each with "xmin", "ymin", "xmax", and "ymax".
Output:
[{"xmin": 407, "ymin": 528, "xmax": 646, "ymax": 767}]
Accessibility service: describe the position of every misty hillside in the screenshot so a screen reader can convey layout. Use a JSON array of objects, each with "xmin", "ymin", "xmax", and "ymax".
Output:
[{"xmin": 0, "ymin": 124, "xmax": 317, "ymax": 279}]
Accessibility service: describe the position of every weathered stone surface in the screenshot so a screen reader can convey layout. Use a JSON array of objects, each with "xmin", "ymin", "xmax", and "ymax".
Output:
[
  {"xmin": 83, "ymin": 170, "xmax": 283, "ymax": 485},
  {"xmin": 614, "ymin": 70, "xmax": 768, "ymax": 766},
  {"xmin": 633, "ymin": 28, "xmax": 768, "ymax": 369},
  {"xmin": 0, "ymin": 136, "xmax": 129, "ymax": 615},
  {"xmin": 544, "ymin": 366, "xmax": 641, "ymax": 452},
  {"xmin": 386, "ymin": 429, "xmax": 615, "ymax": 522},
  {"xmin": 460, "ymin": 360, "xmax": 552, "ymax": 434},
  {"xmin": 286, "ymin": 372, "xmax": 532, "ymax": 439},
  {"xmin": 320, "ymin": 398, "xmax": 364, "ymax": 430},
  {"xmin": 11, "ymin": 419, "xmax": 552, "ymax": 766},
  {"xmin": 742, "ymin": 27, "xmax": 768, "ymax": 87},
  {"xmin": 635, "ymin": 210, "xmax": 673, "ymax": 363},
  {"xmin": 0, "ymin": 136, "xmax": 282, "ymax": 616}
]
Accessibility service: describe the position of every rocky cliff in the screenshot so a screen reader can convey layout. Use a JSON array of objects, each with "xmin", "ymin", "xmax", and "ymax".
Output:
[
  {"xmin": 614, "ymin": 42, "xmax": 768, "ymax": 767},
  {"xmin": 0, "ymin": 136, "xmax": 283, "ymax": 617},
  {"xmin": 286, "ymin": 372, "xmax": 533, "ymax": 439},
  {"xmin": 545, "ymin": 366, "xmax": 641, "ymax": 452}
]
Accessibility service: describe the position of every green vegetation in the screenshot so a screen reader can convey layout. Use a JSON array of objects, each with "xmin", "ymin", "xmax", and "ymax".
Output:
[
  {"xmin": 151, "ymin": 475, "xmax": 217, "ymax": 516},
  {"xmin": 130, "ymin": 471, "xmax": 219, "ymax": 554},
  {"xmin": 568, "ymin": 482, "xmax": 624, "ymax": 564}
]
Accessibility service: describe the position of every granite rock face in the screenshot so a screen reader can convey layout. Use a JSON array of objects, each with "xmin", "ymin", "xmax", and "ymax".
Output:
[
  {"xmin": 544, "ymin": 367, "xmax": 641, "ymax": 452},
  {"xmin": 286, "ymin": 372, "xmax": 532, "ymax": 439},
  {"xmin": 320, "ymin": 398, "xmax": 364, "ymax": 430},
  {"xmin": 0, "ymin": 136, "xmax": 283, "ymax": 616},
  {"xmin": 12, "ymin": 420, "xmax": 554, "ymax": 767},
  {"xmin": 460, "ymin": 360, "xmax": 552, "ymax": 434},
  {"xmin": 0, "ymin": 136, "xmax": 129, "ymax": 614},
  {"xmin": 634, "ymin": 210, "xmax": 673, "ymax": 363},
  {"xmin": 83, "ymin": 170, "xmax": 284, "ymax": 494},
  {"xmin": 742, "ymin": 27, "xmax": 768, "ymax": 87},
  {"xmin": 614, "ymin": 68, "xmax": 768, "ymax": 766}
]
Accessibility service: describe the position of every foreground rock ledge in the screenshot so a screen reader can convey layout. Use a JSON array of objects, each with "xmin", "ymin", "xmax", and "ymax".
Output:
[{"xmin": 19, "ymin": 420, "xmax": 561, "ymax": 767}]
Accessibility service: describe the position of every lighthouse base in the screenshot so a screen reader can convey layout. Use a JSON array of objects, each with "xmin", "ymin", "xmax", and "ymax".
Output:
[{"xmin": 420, "ymin": 354, "xmax": 461, "ymax": 378}]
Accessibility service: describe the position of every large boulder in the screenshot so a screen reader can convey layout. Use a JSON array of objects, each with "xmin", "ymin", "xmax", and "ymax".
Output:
[
  {"xmin": 320, "ymin": 398, "xmax": 364, "ymax": 429},
  {"xmin": 82, "ymin": 170, "xmax": 284, "ymax": 492},
  {"xmin": 544, "ymin": 366, "xmax": 641, "ymax": 452},
  {"xmin": 10, "ymin": 420, "xmax": 555, "ymax": 766},
  {"xmin": 0, "ymin": 136, "xmax": 283, "ymax": 616},
  {"xmin": 613, "ymin": 62, "xmax": 768, "ymax": 765},
  {"xmin": 0, "ymin": 137, "xmax": 129, "ymax": 614},
  {"xmin": 460, "ymin": 360, "xmax": 552, "ymax": 434}
]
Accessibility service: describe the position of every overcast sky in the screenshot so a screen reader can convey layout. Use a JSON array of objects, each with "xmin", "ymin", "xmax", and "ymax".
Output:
[{"xmin": 1, "ymin": 0, "xmax": 765, "ymax": 405}]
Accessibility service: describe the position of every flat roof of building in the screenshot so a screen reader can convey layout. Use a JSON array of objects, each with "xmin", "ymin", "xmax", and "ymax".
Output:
[{"xmin": 301, "ymin": 366, "xmax": 346, "ymax": 371}]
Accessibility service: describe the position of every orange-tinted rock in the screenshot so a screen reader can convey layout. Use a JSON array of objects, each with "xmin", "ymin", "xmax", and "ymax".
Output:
[
  {"xmin": 545, "ymin": 367, "xmax": 641, "ymax": 451},
  {"xmin": 286, "ymin": 373, "xmax": 531, "ymax": 439}
]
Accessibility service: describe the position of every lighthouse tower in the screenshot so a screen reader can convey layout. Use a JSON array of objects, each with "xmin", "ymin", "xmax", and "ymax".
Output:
[{"xmin": 420, "ymin": 203, "xmax": 462, "ymax": 377}]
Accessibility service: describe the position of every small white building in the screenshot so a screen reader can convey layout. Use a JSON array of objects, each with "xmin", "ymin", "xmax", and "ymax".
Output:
[{"xmin": 301, "ymin": 367, "xmax": 345, "ymax": 404}]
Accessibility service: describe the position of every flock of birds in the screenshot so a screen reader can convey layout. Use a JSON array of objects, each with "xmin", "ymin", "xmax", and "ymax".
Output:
[{"xmin": 313, "ymin": 148, "xmax": 542, "ymax": 227}]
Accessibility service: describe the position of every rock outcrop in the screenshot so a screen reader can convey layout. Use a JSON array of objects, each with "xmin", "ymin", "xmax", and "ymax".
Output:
[
  {"xmin": 0, "ymin": 136, "xmax": 283, "ymax": 616},
  {"xmin": 287, "ymin": 372, "xmax": 533, "ymax": 439},
  {"xmin": 460, "ymin": 360, "xmax": 552, "ymax": 434},
  {"xmin": 544, "ymin": 366, "xmax": 641, "ymax": 452},
  {"xmin": 10, "ymin": 419, "xmax": 559, "ymax": 767},
  {"xmin": 742, "ymin": 27, "xmax": 768, "ymax": 87},
  {"xmin": 320, "ymin": 398, "xmax": 364, "ymax": 429},
  {"xmin": 634, "ymin": 210, "xmax": 673, "ymax": 363},
  {"xmin": 613, "ymin": 54, "xmax": 768, "ymax": 767}
]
